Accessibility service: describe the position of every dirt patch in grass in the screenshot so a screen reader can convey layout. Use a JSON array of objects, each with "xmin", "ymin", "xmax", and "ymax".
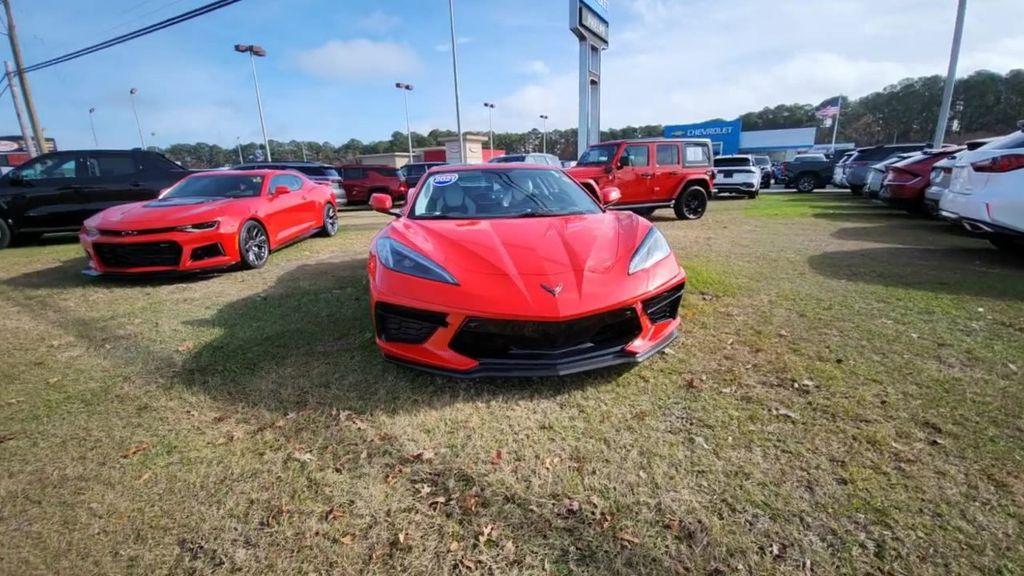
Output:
[{"xmin": 1, "ymin": 195, "xmax": 1023, "ymax": 575}]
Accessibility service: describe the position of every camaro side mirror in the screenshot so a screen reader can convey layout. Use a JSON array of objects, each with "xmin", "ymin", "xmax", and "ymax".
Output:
[
  {"xmin": 273, "ymin": 185, "xmax": 291, "ymax": 195},
  {"xmin": 370, "ymin": 193, "xmax": 394, "ymax": 215},
  {"xmin": 600, "ymin": 187, "xmax": 622, "ymax": 206}
]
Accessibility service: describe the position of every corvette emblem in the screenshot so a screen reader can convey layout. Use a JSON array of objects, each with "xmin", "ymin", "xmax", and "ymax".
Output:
[{"xmin": 540, "ymin": 282, "xmax": 563, "ymax": 297}]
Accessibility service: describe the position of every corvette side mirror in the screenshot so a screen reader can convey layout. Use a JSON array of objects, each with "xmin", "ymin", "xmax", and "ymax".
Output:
[
  {"xmin": 273, "ymin": 185, "xmax": 291, "ymax": 195},
  {"xmin": 370, "ymin": 193, "xmax": 395, "ymax": 215},
  {"xmin": 600, "ymin": 187, "xmax": 622, "ymax": 206}
]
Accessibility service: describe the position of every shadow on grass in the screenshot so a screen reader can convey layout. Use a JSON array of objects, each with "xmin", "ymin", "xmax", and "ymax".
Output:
[
  {"xmin": 179, "ymin": 257, "xmax": 630, "ymax": 415},
  {"xmin": 3, "ymin": 257, "xmax": 221, "ymax": 290},
  {"xmin": 808, "ymin": 246, "xmax": 1024, "ymax": 300},
  {"xmin": 829, "ymin": 219, "xmax": 975, "ymax": 247}
]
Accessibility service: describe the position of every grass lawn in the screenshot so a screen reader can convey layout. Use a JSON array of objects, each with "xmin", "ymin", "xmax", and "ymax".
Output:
[{"xmin": 1, "ymin": 192, "xmax": 1022, "ymax": 575}]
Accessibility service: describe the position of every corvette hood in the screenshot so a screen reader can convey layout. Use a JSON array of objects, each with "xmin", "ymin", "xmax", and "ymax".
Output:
[
  {"xmin": 388, "ymin": 211, "xmax": 642, "ymax": 277},
  {"xmin": 377, "ymin": 211, "xmax": 682, "ymax": 318},
  {"xmin": 88, "ymin": 197, "xmax": 236, "ymax": 229}
]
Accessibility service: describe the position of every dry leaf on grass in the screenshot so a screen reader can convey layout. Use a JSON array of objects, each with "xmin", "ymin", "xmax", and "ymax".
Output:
[
  {"xmin": 385, "ymin": 465, "xmax": 406, "ymax": 485},
  {"xmin": 770, "ymin": 405, "xmax": 799, "ymax": 420},
  {"xmin": 560, "ymin": 499, "xmax": 581, "ymax": 516},
  {"xmin": 615, "ymin": 531, "xmax": 641, "ymax": 546},
  {"xmin": 339, "ymin": 533, "xmax": 356, "ymax": 545},
  {"xmin": 176, "ymin": 341, "xmax": 195, "ymax": 353},
  {"xmin": 489, "ymin": 449, "xmax": 504, "ymax": 466},
  {"xmin": 407, "ymin": 449, "xmax": 435, "ymax": 462},
  {"xmin": 324, "ymin": 506, "xmax": 345, "ymax": 523},
  {"xmin": 449, "ymin": 541, "xmax": 461, "ymax": 552},
  {"xmin": 290, "ymin": 450, "xmax": 316, "ymax": 463},
  {"xmin": 478, "ymin": 524, "xmax": 495, "ymax": 544},
  {"xmin": 121, "ymin": 442, "xmax": 151, "ymax": 459},
  {"xmin": 459, "ymin": 490, "xmax": 482, "ymax": 514},
  {"xmin": 0, "ymin": 433, "xmax": 16, "ymax": 444}
]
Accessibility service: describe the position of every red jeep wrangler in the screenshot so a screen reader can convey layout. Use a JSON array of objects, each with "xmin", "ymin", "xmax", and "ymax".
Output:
[
  {"xmin": 338, "ymin": 164, "xmax": 407, "ymax": 204},
  {"xmin": 567, "ymin": 138, "xmax": 714, "ymax": 219}
]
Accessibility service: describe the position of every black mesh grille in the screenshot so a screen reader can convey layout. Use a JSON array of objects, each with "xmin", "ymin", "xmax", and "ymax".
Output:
[
  {"xmin": 449, "ymin": 308, "xmax": 642, "ymax": 362},
  {"xmin": 642, "ymin": 283, "xmax": 685, "ymax": 324},
  {"xmin": 375, "ymin": 303, "xmax": 448, "ymax": 344},
  {"xmin": 190, "ymin": 243, "xmax": 225, "ymax": 262},
  {"xmin": 94, "ymin": 242, "xmax": 182, "ymax": 268}
]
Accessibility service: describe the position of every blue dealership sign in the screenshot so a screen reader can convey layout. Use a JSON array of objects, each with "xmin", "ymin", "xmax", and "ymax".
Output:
[
  {"xmin": 580, "ymin": 0, "xmax": 609, "ymax": 21},
  {"xmin": 664, "ymin": 118, "xmax": 742, "ymax": 156}
]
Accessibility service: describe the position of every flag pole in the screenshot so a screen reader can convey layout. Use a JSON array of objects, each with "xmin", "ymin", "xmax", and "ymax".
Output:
[{"xmin": 830, "ymin": 99, "xmax": 842, "ymax": 154}]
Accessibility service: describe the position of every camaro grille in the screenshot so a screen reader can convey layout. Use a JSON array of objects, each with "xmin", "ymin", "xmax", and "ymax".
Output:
[
  {"xmin": 642, "ymin": 283, "xmax": 685, "ymax": 324},
  {"xmin": 94, "ymin": 242, "xmax": 182, "ymax": 268},
  {"xmin": 375, "ymin": 303, "xmax": 448, "ymax": 344},
  {"xmin": 449, "ymin": 308, "xmax": 642, "ymax": 362}
]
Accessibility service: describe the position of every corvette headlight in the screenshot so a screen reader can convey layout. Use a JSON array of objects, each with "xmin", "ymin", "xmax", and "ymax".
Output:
[
  {"xmin": 83, "ymin": 226, "xmax": 100, "ymax": 239},
  {"xmin": 376, "ymin": 237, "xmax": 458, "ymax": 285},
  {"xmin": 629, "ymin": 227, "xmax": 671, "ymax": 275},
  {"xmin": 176, "ymin": 221, "xmax": 219, "ymax": 233}
]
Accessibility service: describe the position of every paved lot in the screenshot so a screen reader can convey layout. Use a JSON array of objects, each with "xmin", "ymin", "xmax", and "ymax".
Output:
[{"xmin": 1, "ymin": 192, "xmax": 1022, "ymax": 575}]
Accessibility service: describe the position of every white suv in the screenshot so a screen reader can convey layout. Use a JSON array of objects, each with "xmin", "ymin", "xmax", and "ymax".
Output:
[
  {"xmin": 713, "ymin": 155, "xmax": 761, "ymax": 199},
  {"xmin": 939, "ymin": 124, "xmax": 1024, "ymax": 250}
]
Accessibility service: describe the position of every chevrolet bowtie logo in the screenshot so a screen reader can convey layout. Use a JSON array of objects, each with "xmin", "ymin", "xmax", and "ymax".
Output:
[{"xmin": 540, "ymin": 283, "xmax": 563, "ymax": 297}]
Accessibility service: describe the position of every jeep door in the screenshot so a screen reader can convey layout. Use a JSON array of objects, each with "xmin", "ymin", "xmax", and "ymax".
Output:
[
  {"xmin": 652, "ymin": 143, "xmax": 683, "ymax": 202},
  {"xmin": 614, "ymin": 143, "xmax": 652, "ymax": 204}
]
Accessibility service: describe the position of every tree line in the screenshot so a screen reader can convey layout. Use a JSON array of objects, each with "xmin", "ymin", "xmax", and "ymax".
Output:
[{"xmin": 161, "ymin": 69, "xmax": 1023, "ymax": 168}]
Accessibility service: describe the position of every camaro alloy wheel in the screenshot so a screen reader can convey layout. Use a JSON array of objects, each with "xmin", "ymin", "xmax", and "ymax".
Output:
[
  {"xmin": 321, "ymin": 204, "xmax": 339, "ymax": 237},
  {"xmin": 240, "ymin": 221, "xmax": 269, "ymax": 269},
  {"xmin": 675, "ymin": 186, "xmax": 708, "ymax": 220}
]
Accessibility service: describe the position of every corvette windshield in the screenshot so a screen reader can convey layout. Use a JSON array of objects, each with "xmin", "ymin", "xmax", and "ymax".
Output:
[
  {"xmin": 411, "ymin": 169, "xmax": 602, "ymax": 219},
  {"xmin": 163, "ymin": 175, "xmax": 265, "ymax": 199}
]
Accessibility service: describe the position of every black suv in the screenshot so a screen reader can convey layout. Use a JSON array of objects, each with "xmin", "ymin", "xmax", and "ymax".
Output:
[
  {"xmin": 399, "ymin": 162, "xmax": 446, "ymax": 188},
  {"xmin": 233, "ymin": 161, "xmax": 344, "ymax": 204},
  {"xmin": 0, "ymin": 149, "xmax": 190, "ymax": 248}
]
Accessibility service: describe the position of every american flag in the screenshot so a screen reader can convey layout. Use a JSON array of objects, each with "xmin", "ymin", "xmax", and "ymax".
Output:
[{"xmin": 815, "ymin": 97, "xmax": 842, "ymax": 119}]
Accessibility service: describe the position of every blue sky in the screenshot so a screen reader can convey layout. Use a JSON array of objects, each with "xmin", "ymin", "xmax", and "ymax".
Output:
[{"xmin": 6, "ymin": 0, "xmax": 1024, "ymax": 149}]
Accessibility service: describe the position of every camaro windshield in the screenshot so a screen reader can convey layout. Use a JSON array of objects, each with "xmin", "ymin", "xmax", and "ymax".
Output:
[
  {"xmin": 164, "ymin": 175, "xmax": 265, "ymax": 199},
  {"xmin": 411, "ymin": 169, "xmax": 602, "ymax": 219}
]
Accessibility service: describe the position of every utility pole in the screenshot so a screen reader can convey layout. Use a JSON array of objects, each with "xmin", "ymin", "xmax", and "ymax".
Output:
[
  {"xmin": 88, "ymin": 107, "xmax": 98, "ymax": 147},
  {"xmin": 236, "ymin": 137, "xmax": 243, "ymax": 164},
  {"xmin": 933, "ymin": 0, "xmax": 967, "ymax": 149},
  {"xmin": 830, "ymin": 100, "xmax": 842, "ymax": 154},
  {"xmin": 540, "ymin": 114, "xmax": 549, "ymax": 154},
  {"xmin": 234, "ymin": 44, "xmax": 271, "ymax": 162},
  {"xmin": 2, "ymin": 0, "xmax": 45, "ymax": 156},
  {"xmin": 395, "ymin": 82, "xmax": 414, "ymax": 159},
  {"xmin": 129, "ymin": 88, "xmax": 145, "ymax": 148},
  {"xmin": 447, "ymin": 0, "xmax": 464, "ymax": 162},
  {"xmin": 300, "ymin": 141, "xmax": 307, "ymax": 162},
  {"xmin": 484, "ymin": 102, "xmax": 496, "ymax": 155},
  {"xmin": 4, "ymin": 60, "xmax": 36, "ymax": 157}
]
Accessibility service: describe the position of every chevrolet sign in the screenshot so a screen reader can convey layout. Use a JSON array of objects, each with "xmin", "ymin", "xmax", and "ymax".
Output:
[{"xmin": 580, "ymin": 4, "xmax": 608, "ymax": 43}]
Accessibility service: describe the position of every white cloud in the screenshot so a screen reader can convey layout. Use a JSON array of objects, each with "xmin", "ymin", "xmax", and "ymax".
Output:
[
  {"xmin": 296, "ymin": 39, "xmax": 421, "ymax": 82},
  {"xmin": 500, "ymin": 0, "xmax": 1024, "ymax": 131},
  {"xmin": 357, "ymin": 10, "xmax": 400, "ymax": 34},
  {"xmin": 520, "ymin": 60, "xmax": 551, "ymax": 76},
  {"xmin": 434, "ymin": 37, "xmax": 474, "ymax": 52}
]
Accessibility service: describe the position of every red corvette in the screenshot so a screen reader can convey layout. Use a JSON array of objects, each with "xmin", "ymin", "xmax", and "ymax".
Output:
[
  {"xmin": 80, "ymin": 170, "xmax": 338, "ymax": 276},
  {"xmin": 367, "ymin": 164, "xmax": 687, "ymax": 378}
]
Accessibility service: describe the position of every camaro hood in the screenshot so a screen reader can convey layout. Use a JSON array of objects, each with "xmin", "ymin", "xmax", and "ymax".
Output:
[
  {"xmin": 376, "ymin": 211, "xmax": 683, "ymax": 318},
  {"xmin": 86, "ymin": 197, "xmax": 237, "ymax": 229}
]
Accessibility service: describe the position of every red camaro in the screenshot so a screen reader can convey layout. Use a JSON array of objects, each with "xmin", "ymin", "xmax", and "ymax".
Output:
[
  {"xmin": 80, "ymin": 170, "xmax": 338, "ymax": 275},
  {"xmin": 367, "ymin": 164, "xmax": 687, "ymax": 378}
]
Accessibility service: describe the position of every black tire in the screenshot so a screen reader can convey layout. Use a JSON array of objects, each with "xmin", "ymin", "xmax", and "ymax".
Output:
[
  {"xmin": 0, "ymin": 219, "xmax": 10, "ymax": 250},
  {"xmin": 849, "ymin": 184, "xmax": 865, "ymax": 196},
  {"xmin": 795, "ymin": 175, "xmax": 817, "ymax": 193},
  {"xmin": 747, "ymin": 189, "xmax": 759, "ymax": 199},
  {"xmin": 629, "ymin": 207, "xmax": 656, "ymax": 217},
  {"xmin": 674, "ymin": 186, "xmax": 708, "ymax": 220},
  {"xmin": 238, "ymin": 221, "xmax": 270, "ymax": 270},
  {"xmin": 320, "ymin": 203, "xmax": 339, "ymax": 237}
]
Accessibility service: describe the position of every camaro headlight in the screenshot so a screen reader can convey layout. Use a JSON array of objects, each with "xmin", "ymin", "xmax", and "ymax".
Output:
[
  {"xmin": 376, "ymin": 236, "xmax": 458, "ymax": 285},
  {"xmin": 629, "ymin": 227, "xmax": 671, "ymax": 275},
  {"xmin": 83, "ymin": 226, "xmax": 100, "ymax": 239},
  {"xmin": 176, "ymin": 221, "xmax": 219, "ymax": 233}
]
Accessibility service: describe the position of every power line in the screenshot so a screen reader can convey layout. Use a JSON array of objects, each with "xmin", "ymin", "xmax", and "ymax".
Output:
[{"xmin": 23, "ymin": 0, "xmax": 243, "ymax": 74}]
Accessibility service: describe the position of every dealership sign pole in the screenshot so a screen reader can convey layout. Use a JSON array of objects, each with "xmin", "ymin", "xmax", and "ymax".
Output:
[
  {"xmin": 570, "ymin": 0, "xmax": 608, "ymax": 159},
  {"xmin": 932, "ymin": 0, "xmax": 967, "ymax": 149}
]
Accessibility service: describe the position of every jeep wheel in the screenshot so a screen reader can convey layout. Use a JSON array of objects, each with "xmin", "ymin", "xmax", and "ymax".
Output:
[
  {"xmin": 0, "ymin": 219, "xmax": 10, "ymax": 250},
  {"xmin": 674, "ymin": 186, "xmax": 708, "ymax": 220},
  {"xmin": 796, "ymin": 175, "xmax": 817, "ymax": 193},
  {"xmin": 849, "ymin": 184, "xmax": 865, "ymax": 196}
]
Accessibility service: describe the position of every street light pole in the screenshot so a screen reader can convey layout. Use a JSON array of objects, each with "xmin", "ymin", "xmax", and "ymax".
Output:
[
  {"xmin": 395, "ymin": 82, "xmax": 414, "ymax": 159},
  {"xmin": 540, "ymin": 114, "xmax": 549, "ymax": 154},
  {"xmin": 484, "ymin": 102, "xmax": 496, "ymax": 155},
  {"xmin": 235, "ymin": 44, "xmax": 271, "ymax": 162},
  {"xmin": 932, "ymin": 0, "xmax": 967, "ymax": 149},
  {"xmin": 88, "ymin": 107, "xmax": 98, "ymax": 147},
  {"xmin": 129, "ymin": 88, "xmax": 145, "ymax": 149},
  {"xmin": 447, "ymin": 0, "xmax": 465, "ymax": 161},
  {"xmin": 236, "ymin": 137, "xmax": 244, "ymax": 164}
]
